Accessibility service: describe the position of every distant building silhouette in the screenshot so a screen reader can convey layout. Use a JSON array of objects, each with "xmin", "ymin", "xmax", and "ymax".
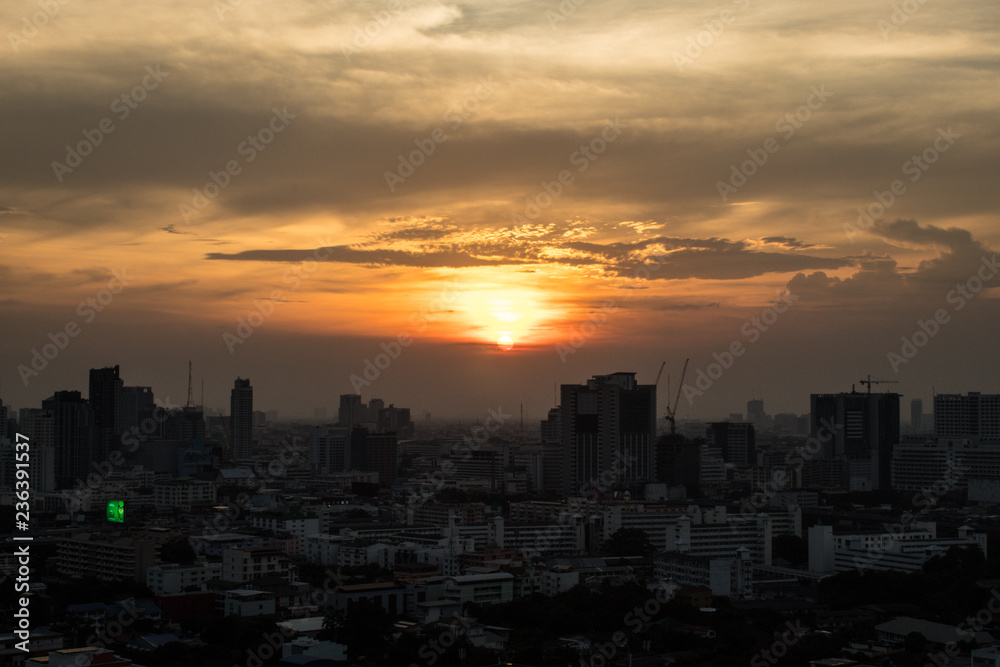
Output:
[
  {"xmin": 230, "ymin": 377, "xmax": 253, "ymax": 461},
  {"xmin": 706, "ymin": 421, "xmax": 755, "ymax": 466},
  {"xmin": 44, "ymin": 390, "xmax": 93, "ymax": 486},
  {"xmin": 911, "ymin": 398, "xmax": 923, "ymax": 432},
  {"xmin": 558, "ymin": 372, "xmax": 656, "ymax": 497},
  {"xmin": 89, "ymin": 366, "xmax": 122, "ymax": 463},
  {"xmin": 811, "ymin": 390, "xmax": 899, "ymax": 491}
]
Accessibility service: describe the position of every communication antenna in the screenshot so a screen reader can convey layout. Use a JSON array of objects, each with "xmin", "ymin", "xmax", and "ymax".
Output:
[{"xmin": 186, "ymin": 361, "xmax": 194, "ymax": 408}]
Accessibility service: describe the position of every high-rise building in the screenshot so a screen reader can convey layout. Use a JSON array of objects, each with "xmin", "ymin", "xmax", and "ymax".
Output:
[
  {"xmin": 911, "ymin": 398, "xmax": 923, "ymax": 432},
  {"xmin": 811, "ymin": 390, "xmax": 900, "ymax": 490},
  {"xmin": 747, "ymin": 399, "xmax": 766, "ymax": 425},
  {"xmin": 934, "ymin": 393, "xmax": 1000, "ymax": 440},
  {"xmin": 558, "ymin": 372, "xmax": 656, "ymax": 497},
  {"xmin": 311, "ymin": 426, "xmax": 351, "ymax": 473},
  {"xmin": 338, "ymin": 394, "xmax": 363, "ymax": 428},
  {"xmin": 230, "ymin": 377, "xmax": 253, "ymax": 461},
  {"xmin": 44, "ymin": 391, "xmax": 93, "ymax": 486},
  {"xmin": 706, "ymin": 422, "xmax": 756, "ymax": 466},
  {"xmin": 120, "ymin": 386, "xmax": 155, "ymax": 435},
  {"xmin": 348, "ymin": 427, "xmax": 398, "ymax": 486},
  {"xmin": 18, "ymin": 407, "xmax": 54, "ymax": 448},
  {"xmin": 89, "ymin": 366, "xmax": 123, "ymax": 462}
]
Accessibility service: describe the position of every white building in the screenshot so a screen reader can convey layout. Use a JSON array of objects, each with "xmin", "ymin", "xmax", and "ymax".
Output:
[
  {"xmin": 249, "ymin": 512, "xmax": 320, "ymax": 555},
  {"xmin": 153, "ymin": 479, "xmax": 216, "ymax": 511},
  {"xmin": 664, "ymin": 514, "xmax": 773, "ymax": 566},
  {"xmin": 222, "ymin": 547, "xmax": 296, "ymax": 583},
  {"xmin": 655, "ymin": 549, "xmax": 754, "ymax": 598},
  {"xmin": 218, "ymin": 589, "xmax": 275, "ymax": 617},
  {"xmin": 808, "ymin": 522, "xmax": 987, "ymax": 573},
  {"xmin": 146, "ymin": 562, "xmax": 222, "ymax": 595}
]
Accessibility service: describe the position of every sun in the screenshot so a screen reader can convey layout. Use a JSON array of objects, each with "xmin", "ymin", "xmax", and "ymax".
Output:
[{"xmin": 497, "ymin": 335, "xmax": 514, "ymax": 351}]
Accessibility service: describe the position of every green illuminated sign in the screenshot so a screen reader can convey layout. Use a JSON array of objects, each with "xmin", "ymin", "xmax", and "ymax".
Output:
[{"xmin": 106, "ymin": 500, "xmax": 125, "ymax": 523}]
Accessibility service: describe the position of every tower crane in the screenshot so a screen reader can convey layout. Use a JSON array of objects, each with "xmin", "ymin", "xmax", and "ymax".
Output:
[
  {"xmin": 665, "ymin": 358, "xmax": 689, "ymax": 437},
  {"xmin": 859, "ymin": 374, "xmax": 899, "ymax": 395}
]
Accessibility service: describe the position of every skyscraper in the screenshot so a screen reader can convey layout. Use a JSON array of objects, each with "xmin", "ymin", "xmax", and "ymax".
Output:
[
  {"xmin": 230, "ymin": 377, "xmax": 253, "ymax": 461},
  {"xmin": 89, "ymin": 366, "xmax": 123, "ymax": 462},
  {"xmin": 44, "ymin": 390, "xmax": 93, "ymax": 486},
  {"xmin": 120, "ymin": 386, "xmax": 155, "ymax": 434},
  {"xmin": 338, "ymin": 394, "xmax": 363, "ymax": 428},
  {"xmin": 811, "ymin": 390, "xmax": 899, "ymax": 490},
  {"xmin": 911, "ymin": 398, "xmax": 923, "ymax": 432},
  {"xmin": 558, "ymin": 372, "xmax": 656, "ymax": 497}
]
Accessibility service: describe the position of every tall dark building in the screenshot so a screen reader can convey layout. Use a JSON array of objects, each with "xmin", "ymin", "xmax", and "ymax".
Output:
[
  {"xmin": 89, "ymin": 366, "xmax": 123, "ymax": 462},
  {"xmin": 811, "ymin": 390, "xmax": 899, "ymax": 490},
  {"xmin": 338, "ymin": 394, "xmax": 363, "ymax": 428},
  {"xmin": 120, "ymin": 386, "xmax": 155, "ymax": 434},
  {"xmin": 230, "ymin": 377, "xmax": 253, "ymax": 461},
  {"xmin": 559, "ymin": 372, "xmax": 656, "ymax": 497},
  {"xmin": 911, "ymin": 398, "xmax": 923, "ymax": 432},
  {"xmin": 706, "ymin": 421, "xmax": 756, "ymax": 466},
  {"xmin": 44, "ymin": 391, "xmax": 93, "ymax": 486},
  {"xmin": 348, "ymin": 426, "xmax": 397, "ymax": 486}
]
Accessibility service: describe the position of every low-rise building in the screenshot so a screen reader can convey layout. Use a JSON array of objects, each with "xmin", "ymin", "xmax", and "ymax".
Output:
[
  {"xmin": 146, "ymin": 562, "xmax": 222, "ymax": 595},
  {"xmin": 56, "ymin": 533, "xmax": 157, "ymax": 582}
]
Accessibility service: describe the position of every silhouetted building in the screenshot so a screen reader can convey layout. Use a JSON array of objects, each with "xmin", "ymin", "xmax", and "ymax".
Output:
[
  {"xmin": 706, "ymin": 422, "xmax": 756, "ymax": 466},
  {"xmin": 44, "ymin": 391, "xmax": 93, "ymax": 486},
  {"xmin": 120, "ymin": 386, "xmax": 155, "ymax": 434},
  {"xmin": 89, "ymin": 366, "xmax": 123, "ymax": 463},
  {"xmin": 747, "ymin": 399, "xmax": 766, "ymax": 425},
  {"xmin": 911, "ymin": 398, "xmax": 923, "ymax": 432},
  {"xmin": 811, "ymin": 390, "xmax": 900, "ymax": 490},
  {"xmin": 230, "ymin": 378, "xmax": 253, "ymax": 461},
  {"xmin": 338, "ymin": 394, "xmax": 363, "ymax": 428},
  {"xmin": 558, "ymin": 372, "xmax": 656, "ymax": 496},
  {"xmin": 349, "ymin": 427, "xmax": 398, "ymax": 486}
]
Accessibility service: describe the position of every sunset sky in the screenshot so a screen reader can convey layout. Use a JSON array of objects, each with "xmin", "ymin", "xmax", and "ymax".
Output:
[{"xmin": 1, "ymin": 0, "xmax": 998, "ymax": 421}]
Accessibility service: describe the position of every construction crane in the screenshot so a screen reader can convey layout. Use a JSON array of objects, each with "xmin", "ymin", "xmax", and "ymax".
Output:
[
  {"xmin": 859, "ymin": 374, "xmax": 899, "ymax": 395},
  {"xmin": 654, "ymin": 361, "xmax": 666, "ymax": 388},
  {"xmin": 653, "ymin": 361, "xmax": 666, "ymax": 426},
  {"xmin": 665, "ymin": 358, "xmax": 689, "ymax": 436}
]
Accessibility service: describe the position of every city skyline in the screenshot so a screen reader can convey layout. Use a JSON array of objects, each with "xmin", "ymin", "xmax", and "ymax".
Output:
[{"xmin": 2, "ymin": 0, "xmax": 998, "ymax": 420}]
